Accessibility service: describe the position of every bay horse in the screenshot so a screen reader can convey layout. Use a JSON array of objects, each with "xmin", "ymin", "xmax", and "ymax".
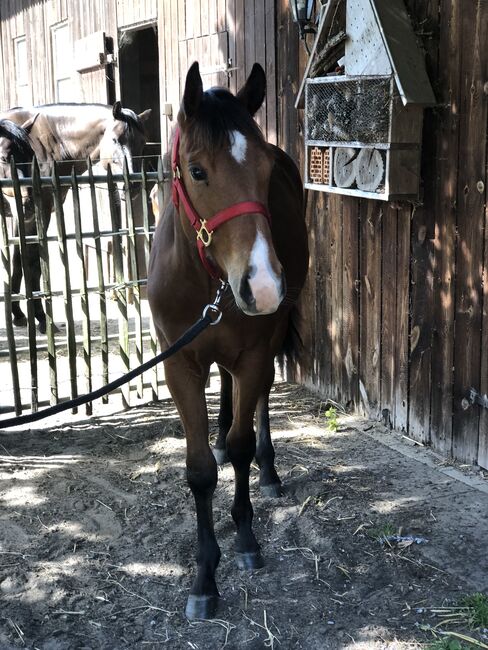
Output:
[
  {"xmin": 0, "ymin": 102, "xmax": 151, "ymax": 332},
  {"xmin": 147, "ymin": 62, "xmax": 309, "ymax": 619}
]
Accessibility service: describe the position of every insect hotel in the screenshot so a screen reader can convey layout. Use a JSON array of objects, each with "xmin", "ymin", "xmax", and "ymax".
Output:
[{"xmin": 302, "ymin": 0, "xmax": 436, "ymax": 200}]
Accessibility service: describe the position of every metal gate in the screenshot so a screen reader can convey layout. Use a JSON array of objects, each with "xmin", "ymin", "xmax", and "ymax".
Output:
[{"xmin": 0, "ymin": 158, "xmax": 167, "ymax": 421}]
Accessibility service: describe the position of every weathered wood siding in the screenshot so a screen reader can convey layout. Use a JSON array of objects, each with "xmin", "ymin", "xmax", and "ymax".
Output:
[{"xmin": 0, "ymin": 0, "xmax": 486, "ymax": 467}]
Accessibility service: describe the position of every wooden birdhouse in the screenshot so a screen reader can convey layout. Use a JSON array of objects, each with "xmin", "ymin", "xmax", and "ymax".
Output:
[{"xmin": 299, "ymin": 0, "xmax": 435, "ymax": 201}]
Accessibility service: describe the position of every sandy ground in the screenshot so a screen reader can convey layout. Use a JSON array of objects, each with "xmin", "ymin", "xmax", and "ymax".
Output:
[{"xmin": 0, "ymin": 382, "xmax": 487, "ymax": 650}]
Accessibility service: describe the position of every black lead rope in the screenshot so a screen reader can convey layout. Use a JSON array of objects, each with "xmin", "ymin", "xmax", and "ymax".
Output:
[{"xmin": 0, "ymin": 284, "xmax": 227, "ymax": 430}]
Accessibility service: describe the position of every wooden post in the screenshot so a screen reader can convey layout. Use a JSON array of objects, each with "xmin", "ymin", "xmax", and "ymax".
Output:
[
  {"xmin": 11, "ymin": 159, "xmax": 38, "ymax": 413},
  {"xmin": 52, "ymin": 162, "xmax": 78, "ymax": 413},
  {"xmin": 0, "ymin": 194, "xmax": 22, "ymax": 415},
  {"xmin": 32, "ymin": 157, "xmax": 58, "ymax": 406},
  {"xmin": 87, "ymin": 159, "xmax": 109, "ymax": 402},
  {"xmin": 71, "ymin": 168, "xmax": 92, "ymax": 415},
  {"xmin": 107, "ymin": 165, "xmax": 130, "ymax": 409}
]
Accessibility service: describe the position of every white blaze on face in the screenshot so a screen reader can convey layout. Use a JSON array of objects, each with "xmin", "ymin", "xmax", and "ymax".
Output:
[
  {"xmin": 248, "ymin": 230, "xmax": 283, "ymax": 314},
  {"xmin": 229, "ymin": 130, "xmax": 247, "ymax": 164}
]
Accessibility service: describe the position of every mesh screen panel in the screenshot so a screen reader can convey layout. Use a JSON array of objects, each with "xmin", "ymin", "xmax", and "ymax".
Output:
[{"xmin": 306, "ymin": 77, "xmax": 391, "ymax": 144}]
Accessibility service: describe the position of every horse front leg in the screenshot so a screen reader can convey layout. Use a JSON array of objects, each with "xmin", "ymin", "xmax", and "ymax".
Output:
[
  {"xmin": 213, "ymin": 365, "xmax": 232, "ymax": 465},
  {"xmin": 226, "ymin": 356, "xmax": 266, "ymax": 571},
  {"xmin": 11, "ymin": 242, "xmax": 27, "ymax": 327},
  {"xmin": 163, "ymin": 356, "xmax": 221, "ymax": 620},
  {"xmin": 255, "ymin": 362, "xmax": 282, "ymax": 497}
]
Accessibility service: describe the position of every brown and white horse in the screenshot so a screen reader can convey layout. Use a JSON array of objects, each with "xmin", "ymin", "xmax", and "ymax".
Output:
[
  {"xmin": 147, "ymin": 62, "xmax": 309, "ymax": 619},
  {"xmin": 0, "ymin": 102, "xmax": 151, "ymax": 332}
]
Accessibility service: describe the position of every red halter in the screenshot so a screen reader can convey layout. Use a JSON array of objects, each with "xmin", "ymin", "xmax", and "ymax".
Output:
[{"xmin": 171, "ymin": 127, "xmax": 271, "ymax": 279}]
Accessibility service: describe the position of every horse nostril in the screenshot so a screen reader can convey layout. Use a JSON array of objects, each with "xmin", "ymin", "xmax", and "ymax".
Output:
[{"xmin": 239, "ymin": 274, "xmax": 254, "ymax": 308}]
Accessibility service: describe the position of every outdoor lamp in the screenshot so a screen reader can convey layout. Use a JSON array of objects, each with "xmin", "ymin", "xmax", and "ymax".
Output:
[{"xmin": 289, "ymin": 0, "xmax": 316, "ymax": 39}]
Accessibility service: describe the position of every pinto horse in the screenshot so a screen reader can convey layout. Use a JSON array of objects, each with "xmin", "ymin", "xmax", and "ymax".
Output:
[
  {"xmin": 147, "ymin": 62, "xmax": 309, "ymax": 619},
  {"xmin": 0, "ymin": 101, "xmax": 151, "ymax": 332}
]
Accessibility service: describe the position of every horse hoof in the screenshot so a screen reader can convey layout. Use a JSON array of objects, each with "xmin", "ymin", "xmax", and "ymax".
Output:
[
  {"xmin": 38, "ymin": 322, "xmax": 47, "ymax": 335},
  {"xmin": 13, "ymin": 316, "xmax": 27, "ymax": 328},
  {"xmin": 185, "ymin": 594, "xmax": 219, "ymax": 620},
  {"xmin": 212, "ymin": 447, "xmax": 228, "ymax": 466},
  {"xmin": 235, "ymin": 551, "xmax": 264, "ymax": 571},
  {"xmin": 260, "ymin": 483, "xmax": 282, "ymax": 498}
]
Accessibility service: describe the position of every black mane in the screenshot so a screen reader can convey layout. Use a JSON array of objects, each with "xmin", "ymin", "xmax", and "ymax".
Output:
[
  {"xmin": 183, "ymin": 87, "xmax": 264, "ymax": 153},
  {"xmin": 0, "ymin": 119, "xmax": 34, "ymax": 163}
]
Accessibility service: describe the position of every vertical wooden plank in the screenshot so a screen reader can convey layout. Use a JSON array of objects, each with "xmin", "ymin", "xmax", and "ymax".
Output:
[
  {"xmin": 244, "ymin": 0, "xmax": 255, "ymax": 81},
  {"xmin": 276, "ymin": 0, "xmax": 300, "ymax": 164},
  {"xmin": 32, "ymin": 158, "xmax": 58, "ymax": 406},
  {"xmin": 253, "ymin": 0, "xmax": 266, "ymax": 131},
  {"xmin": 265, "ymin": 0, "xmax": 277, "ymax": 144},
  {"xmin": 234, "ymin": 0, "xmax": 245, "ymax": 92},
  {"xmin": 359, "ymin": 201, "xmax": 382, "ymax": 418},
  {"xmin": 0, "ymin": 195, "xmax": 21, "ymax": 415},
  {"xmin": 380, "ymin": 204, "xmax": 398, "ymax": 426},
  {"xmin": 430, "ymin": 0, "xmax": 460, "ymax": 455},
  {"xmin": 107, "ymin": 166, "xmax": 130, "ymax": 409},
  {"xmin": 314, "ymin": 192, "xmax": 332, "ymax": 395},
  {"xmin": 451, "ymin": 0, "xmax": 487, "ymax": 462},
  {"xmin": 88, "ymin": 160, "xmax": 109, "ymax": 402},
  {"xmin": 408, "ymin": 202, "xmax": 434, "ymax": 443},
  {"xmin": 71, "ymin": 169, "xmax": 92, "ymax": 415},
  {"xmin": 52, "ymin": 164, "xmax": 78, "ymax": 412},
  {"xmin": 394, "ymin": 206, "xmax": 410, "ymax": 431},
  {"xmin": 329, "ymin": 194, "xmax": 343, "ymax": 403},
  {"xmin": 341, "ymin": 196, "xmax": 359, "ymax": 409},
  {"xmin": 480, "ymin": 172, "xmax": 488, "ymax": 469}
]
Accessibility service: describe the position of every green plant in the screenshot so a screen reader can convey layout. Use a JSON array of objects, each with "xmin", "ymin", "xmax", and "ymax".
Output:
[
  {"xmin": 367, "ymin": 521, "xmax": 397, "ymax": 541},
  {"xmin": 425, "ymin": 638, "xmax": 467, "ymax": 650},
  {"xmin": 460, "ymin": 593, "xmax": 488, "ymax": 629},
  {"xmin": 325, "ymin": 406, "xmax": 338, "ymax": 432}
]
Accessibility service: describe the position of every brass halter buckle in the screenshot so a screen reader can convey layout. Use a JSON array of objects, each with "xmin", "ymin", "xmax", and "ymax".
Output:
[{"xmin": 196, "ymin": 219, "xmax": 213, "ymax": 247}]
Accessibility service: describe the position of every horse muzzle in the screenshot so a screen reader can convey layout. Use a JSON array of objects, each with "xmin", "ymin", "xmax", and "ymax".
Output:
[{"xmin": 233, "ymin": 266, "xmax": 286, "ymax": 316}]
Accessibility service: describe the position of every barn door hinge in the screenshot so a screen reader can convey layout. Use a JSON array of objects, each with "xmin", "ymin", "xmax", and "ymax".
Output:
[{"xmin": 462, "ymin": 388, "xmax": 488, "ymax": 410}]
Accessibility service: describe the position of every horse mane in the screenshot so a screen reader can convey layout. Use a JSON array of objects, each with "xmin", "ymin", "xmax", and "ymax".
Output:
[
  {"xmin": 0, "ymin": 119, "xmax": 34, "ymax": 162},
  {"xmin": 183, "ymin": 87, "xmax": 264, "ymax": 154}
]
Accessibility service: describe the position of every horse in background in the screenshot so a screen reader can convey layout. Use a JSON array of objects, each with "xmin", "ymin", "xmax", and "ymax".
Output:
[
  {"xmin": 0, "ymin": 101, "xmax": 151, "ymax": 332},
  {"xmin": 148, "ymin": 62, "xmax": 308, "ymax": 619}
]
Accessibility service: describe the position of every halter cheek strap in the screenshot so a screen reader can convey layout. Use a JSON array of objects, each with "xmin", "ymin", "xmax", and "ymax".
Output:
[{"xmin": 171, "ymin": 127, "xmax": 271, "ymax": 280}]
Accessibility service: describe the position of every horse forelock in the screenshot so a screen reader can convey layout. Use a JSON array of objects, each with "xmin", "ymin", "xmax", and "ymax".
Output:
[{"xmin": 182, "ymin": 87, "xmax": 263, "ymax": 155}]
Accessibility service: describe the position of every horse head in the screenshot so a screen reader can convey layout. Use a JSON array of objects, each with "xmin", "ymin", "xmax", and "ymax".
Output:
[
  {"xmin": 0, "ymin": 116, "xmax": 39, "ymax": 205},
  {"xmin": 98, "ymin": 102, "xmax": 151, "ymax": 173},
  {"xmin": 175, "ymin": 62, "xmax": 286, "ymax": 316}
]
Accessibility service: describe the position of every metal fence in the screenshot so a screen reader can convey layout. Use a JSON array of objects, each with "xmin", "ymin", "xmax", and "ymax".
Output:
[{"xmin": 0, "ymin": 157, "xmax": 168, "ymax": 420}]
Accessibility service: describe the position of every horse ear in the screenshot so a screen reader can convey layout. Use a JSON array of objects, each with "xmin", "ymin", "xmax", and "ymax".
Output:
[
  {"xmin": 21, "ymin": 113, "xmax": 40, "ymax": 134},
  {"xmin": 138, "ymin": 109, "xmax": 152, "ymax": 123},
  {"xmin": 182, "ymin": 62, "xmax": 203, "ymax": 120},
  {"xmin": 112, "ymin": 101, "xmax": 123, "ymax": 120},
  {"xmin": 237, "ymin": 63, "xmax": 266, "ymax": 116}
]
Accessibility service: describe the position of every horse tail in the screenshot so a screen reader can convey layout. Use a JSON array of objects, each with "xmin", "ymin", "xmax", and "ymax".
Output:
[{"xmin": 278, "ymin": 305, "xmax": 305, "ymax": 378}]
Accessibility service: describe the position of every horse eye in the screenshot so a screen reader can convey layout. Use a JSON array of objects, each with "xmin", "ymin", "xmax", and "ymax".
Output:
[{"xmin": 189, "ymin": 166, "xmax": 207, "ymax": 182}]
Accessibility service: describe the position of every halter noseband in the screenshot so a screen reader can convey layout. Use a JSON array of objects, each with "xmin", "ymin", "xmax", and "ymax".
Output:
[{"xmin": 171, "ymin": 127, "xmax": 271, "ymax": 279}]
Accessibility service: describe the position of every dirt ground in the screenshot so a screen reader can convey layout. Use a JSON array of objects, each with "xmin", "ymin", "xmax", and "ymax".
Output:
[{"xmin": 1, "ymin": 382, "xmax": 487, "ymax": 650}]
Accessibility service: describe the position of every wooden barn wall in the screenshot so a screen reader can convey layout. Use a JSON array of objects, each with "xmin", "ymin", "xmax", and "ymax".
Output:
[
  {"xmin": 291, "ymin": 0, "xmax": 488, "ymax": 469},
  {"xmin": 0, "ymin": 1, "xmax": 486, "ymax": 468}
]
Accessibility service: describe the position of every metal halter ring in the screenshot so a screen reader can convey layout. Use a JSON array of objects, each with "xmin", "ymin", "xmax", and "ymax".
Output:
[
  {"xmin": 202, "ymin": 303, "xmax": 223, "ymax": 325},
  {"xmin": 196, "ymin": 220, "xmax": 213, "ymax": 247}
]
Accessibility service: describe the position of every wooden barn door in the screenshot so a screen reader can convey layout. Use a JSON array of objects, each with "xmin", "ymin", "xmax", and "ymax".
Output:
[{"xmin": 73, "ymin": 31, "xmax": 116, "ymax": 104}]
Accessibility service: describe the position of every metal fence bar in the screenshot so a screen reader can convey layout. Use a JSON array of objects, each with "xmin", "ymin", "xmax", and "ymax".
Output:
[
  {"xmin": 141, "ymin": 162, "xmax": 159, "ymax": 402},
  {"xmin": 32, "ymin": 158, "xmax": 58, "ymax": 406},
  {"xmin": 124, "ymin": 158, "xmax": 144, "ymax": 399},
  {"xmin": 52, "ymin": 163, "xmax": 78, "ymax": 413},
  {"xmin": 11, "ymin": 160, "xmax": 38, "ymax": 412},
  {"xmin": 88, "ymin": 159, "xmax": 109, "ymax": 403},
  {"xmin": 71, "ymin": 169, "xmax": 92, "ymax": 415},
  {"xmin": 0, "ymin": 195, "xmax": 22, "ymax": 415},
  {"xmin": 107, "ymin": 165, "xmax": 130, "ymax": 409}
]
